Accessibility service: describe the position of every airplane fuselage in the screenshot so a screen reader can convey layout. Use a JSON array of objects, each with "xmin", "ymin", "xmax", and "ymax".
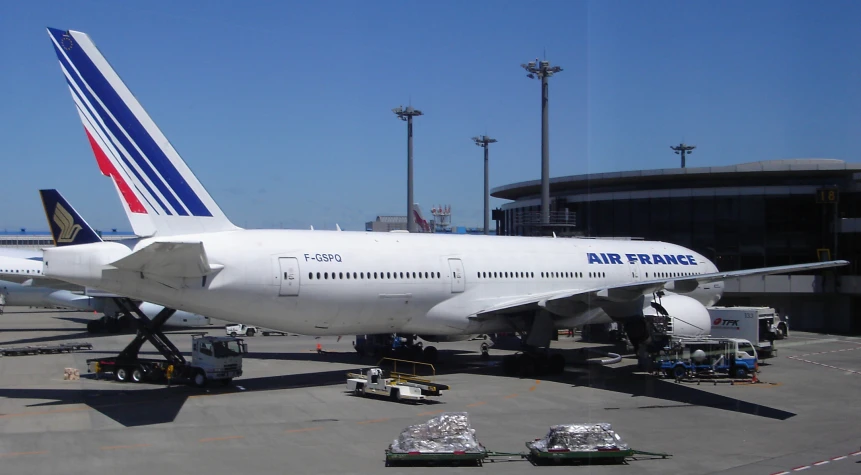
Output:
[{"xmin": 43, "ymin": 230, "xmax": 723, "ymax": 336}]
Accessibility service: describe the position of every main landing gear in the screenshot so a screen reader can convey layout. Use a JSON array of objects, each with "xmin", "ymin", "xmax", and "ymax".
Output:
[
  {"xmin": 499, "ymin": 310, "xmax": 567, "ymax": 377},
  {"xmin": 354, "ymin": 334, "xmax": 439, "ymax": 363},
  {"xmin": 501, "ymin": 350, "xmax": 566, "ymax": 377}
]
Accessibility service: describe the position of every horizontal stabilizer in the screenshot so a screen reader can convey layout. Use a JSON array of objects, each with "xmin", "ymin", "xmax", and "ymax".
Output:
[
  {"xmin": 21, "ymin": 277, "xmax": 85, "ymax": 291},
  {"xmin": 109, "ymin": 241, "xmax": 221, "ymax": 278}
]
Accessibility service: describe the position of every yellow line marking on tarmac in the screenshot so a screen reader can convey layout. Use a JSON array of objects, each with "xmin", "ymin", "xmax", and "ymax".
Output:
[
  {"xmin": 417, "ymin": 410, "xmax": 444, "ymax": 416},
  {"xmin": 284, "ymin": 427, "xmax": 323, "ymax": 433},
  {"xmin": 467, "ymin": 401, "xmax": 486, "ymax": 407},
  {"xmin": 0, "ymin": 406, "xmax": 89, "ymax": 418},
  {"xmin": 199, "ymin": 436, "xmax": 244, "ymax": 442},
  {"xmin": 503, "ymin": 393, "xmax": 518, "ymax": 399},
  {"xmin": 100, "ymin": 444, "xmax": 151, "ymax": 450},
  {"xmin": 0, "ymin": 451, "xmax": 48, "ymax": 458},
  {"xmin": 357, "ymin": 418, "xmax": 390, "ymax": 424}
]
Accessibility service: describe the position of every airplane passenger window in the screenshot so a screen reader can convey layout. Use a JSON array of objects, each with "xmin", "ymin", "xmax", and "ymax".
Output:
[
  {"xmin": 309, "ymin": 272, "xmax": 313, "ymax": 279},
  {"xmin": 400, "ymin": 272, "xmax": 404, "ymax": 278},
  {"xmin": 412, "ymin": 272, "xmax": 416, "ymax": 278},
  {"xmin": 353, "ymin": 272, "xmax": 357, "ymax": 279},
  {"xmin": 339, "ymin": 272, "xmax": 343, "ymax": 279},
  {"xmin": 374, "ymin": 272, "xmax": 378, "ymax": 279},
  {"xmin": 387, "ymin": 272, "xmax": 391, "ymax": 279},
  {"xmin": 425, "ymin": 272, "xmax": 429, "ymax": 278},
  {"xmin": 324, "ymin": 272, "xmax": 328, "ymax": 279},
  {"xmin": 346, "ymin": 273, "xmax": 350, "ymax": 279},
  {"xmin": 317, "ymin": 272, "xmax": 321, "ymax": 279}
]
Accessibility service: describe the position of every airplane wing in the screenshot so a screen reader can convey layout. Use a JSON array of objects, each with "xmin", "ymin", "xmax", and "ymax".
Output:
[
  {"xmin": 473, "ymin": 260, "xmax": 850, "ymax": 318},
  {"xmin": 109, "ymin": 241, "xmax": 222, "ymax": 278}
]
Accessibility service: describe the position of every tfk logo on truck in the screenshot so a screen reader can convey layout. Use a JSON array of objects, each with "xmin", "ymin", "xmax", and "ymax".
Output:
[{"xmin": 712, "ymin": 318, "xmax": 740, "ymax": 327}]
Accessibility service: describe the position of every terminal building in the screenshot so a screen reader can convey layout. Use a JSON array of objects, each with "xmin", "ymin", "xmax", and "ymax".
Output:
[{"xmin": 491, "ymin": 159, "xmax": 861, "ymax": 334}]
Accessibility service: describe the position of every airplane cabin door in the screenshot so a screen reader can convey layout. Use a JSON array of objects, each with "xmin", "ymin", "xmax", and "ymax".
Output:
[
  {"xmin": 627, "ymin": 258, "xmax": 641, "ymax": 281},
  {"xmin": 278, "ymin": 257, "xmax": 300, "ymax": 296},
  {"xmin": 448, "ymin": 258, "xmax": 465, "ymax": 293}
]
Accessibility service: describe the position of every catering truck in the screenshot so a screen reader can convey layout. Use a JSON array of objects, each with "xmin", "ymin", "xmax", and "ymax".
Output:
[{"xmin": 707, "ymin": 306, "xmax": 777, "ymax": 358}]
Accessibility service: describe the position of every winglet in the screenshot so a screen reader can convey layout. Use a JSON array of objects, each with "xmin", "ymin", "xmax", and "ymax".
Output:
[{"xmin": 39, "ymin": 189, "xmax": 103, "ymax": 246}]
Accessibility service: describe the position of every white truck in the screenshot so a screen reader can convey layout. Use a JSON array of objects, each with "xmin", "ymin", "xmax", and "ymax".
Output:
[
  {"xmin": 707, "ymin": 306, "xmax": 778, "ymax": 358},
  {"xmin": 87, "ymin": 334, "xmax": 246, "ymax": 387}
]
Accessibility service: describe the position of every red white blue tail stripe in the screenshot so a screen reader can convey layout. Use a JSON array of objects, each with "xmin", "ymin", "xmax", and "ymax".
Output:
[{"xmin": 47, "ymin": 28, "xmax": 238, "ymax": 237}]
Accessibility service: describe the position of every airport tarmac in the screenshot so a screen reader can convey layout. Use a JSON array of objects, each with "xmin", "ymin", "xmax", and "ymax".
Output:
[{"xmin": 1, "ymin": 307, "xmax": 860, "ymax": 475}]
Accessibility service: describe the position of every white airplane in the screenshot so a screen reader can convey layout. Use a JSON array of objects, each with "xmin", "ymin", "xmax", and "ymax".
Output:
[
  {"xmin": 40, "ymin": 27, "xmax": 848, "ymax": 374},
  {"xmin": 0, "ymin": 190, "xmax": 210, "ymax": 331}
]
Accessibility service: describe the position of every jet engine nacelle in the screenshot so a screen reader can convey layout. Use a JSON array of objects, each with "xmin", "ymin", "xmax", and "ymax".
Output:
[
  {"xmin": 644, "ymin": 293, "xmax": 711, "ymax": 339},
  {"xmin": 417, "ymin": 334, "xmax": 476, "ymax": 343}
]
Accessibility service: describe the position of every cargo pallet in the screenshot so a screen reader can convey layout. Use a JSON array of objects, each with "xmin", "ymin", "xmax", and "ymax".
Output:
[
  {"xmin": 385, "ymin": 449, "xmax": 490, "ymax": 467},
  {"xmin": 384, "ymin": 448, "xmax": 670, "ymax": 467},
  {"xmin": 525, "ymin": 447, "xmax": 670, "ymax": 465},
  {"xmin": 0, "ymin": 342, "xmax": 93, "ymax": 356}
]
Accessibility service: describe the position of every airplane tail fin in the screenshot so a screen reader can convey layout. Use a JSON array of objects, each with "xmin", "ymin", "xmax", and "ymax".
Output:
[
  {"xmin": 39, "ymin": 189, "xmax": 103, "ymax": 247},
  {"xmin": 46, "ymin": 28, "xmax": 240, "ymax": 237},
  {"xmin": 412, "ymin": 204, "xmax": 432, "ymax": 233}
]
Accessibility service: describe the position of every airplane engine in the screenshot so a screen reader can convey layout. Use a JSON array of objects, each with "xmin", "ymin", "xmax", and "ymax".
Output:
[
  {"xmin": 644, "ymin": 293, "xmax": 712, "ymax": 339},
  {"xmin": 624, "ymin": 293, "xmax": 712, "ymax": 351},
  {"xmin": 417, "ymin": 334, "xmax": 476, "ymax": 343}
]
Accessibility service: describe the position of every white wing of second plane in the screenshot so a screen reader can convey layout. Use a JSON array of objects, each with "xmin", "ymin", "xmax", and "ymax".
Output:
[{"xmin": 472, "ymin": 260, "xmax": 850, "ymax": 319}]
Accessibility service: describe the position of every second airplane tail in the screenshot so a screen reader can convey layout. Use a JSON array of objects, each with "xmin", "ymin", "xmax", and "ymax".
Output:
[
  {"xmin": 46, "ymin": 27, "xmax": 240, "ymax": 237},
  {"xmin": 39, "ymin": 189, "xmax": 103, "ymax": 247}
]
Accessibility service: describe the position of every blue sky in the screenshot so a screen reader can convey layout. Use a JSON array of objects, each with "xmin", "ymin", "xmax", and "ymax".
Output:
[{"xmin": 2, "ymin": 1, "xmax": 861, "ymax": 233}]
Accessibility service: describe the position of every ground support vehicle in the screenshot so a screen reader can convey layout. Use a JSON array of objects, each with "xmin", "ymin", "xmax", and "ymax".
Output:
[
  {"xmin": 347, "ymin": 358, "xmax": 449, "ymax": 402},
  {"xmin": 225, "ymin": 323, "xmax": 288, "ymax": 337},
  {"xmin": 707, "ymin": 306, "xmax": 778, "ymax": 357},
  {"xmin": 86, "ymin": 298, "xmax": 245, "ymax": 387},
  {"xmin": 1, "ymin": 342, "xmax": 92, "ymax": 356},
  {"xmin": 653, "ymin": 337, "xmax": 758, "ymax": 379}
]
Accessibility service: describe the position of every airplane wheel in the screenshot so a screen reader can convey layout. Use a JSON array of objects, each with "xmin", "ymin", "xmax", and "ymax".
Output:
[
  {"xmin": 86, "ymin": 320, "xmax": 103, "ymax": 333},
  {"xmin": 518, "ymin": 355, "xmax": 536, "ymax": 378},
  {"xmin": 549, "ymin": 354, "xmax": 566, "ymax": 374},
  {"xmin": 502, "ymin": 355, "xmax": 518, "ymax": 376},
  {"xmin": 423, "ymin": 346, "xmax": 438, "ymax": 363}
]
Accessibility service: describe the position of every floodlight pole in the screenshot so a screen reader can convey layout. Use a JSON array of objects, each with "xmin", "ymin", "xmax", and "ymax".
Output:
[
  {"xmin": 671, "ymin": 143, "xmax": 696, "ymax": 168},
  {"xmin": 472, "ymin": 135, "xmax": 498, "ymax": 235},
  {"xmin": 393, "ymin": 106, "xmax": 423, "ymax": 233},
  {"xmin": 522, "ymin": 59, "xmax": 563, "ymax": 225}
]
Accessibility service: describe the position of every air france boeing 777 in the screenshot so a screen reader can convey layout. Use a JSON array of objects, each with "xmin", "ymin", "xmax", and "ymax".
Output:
[{"xmin": 41, "ymin": 27, "xmax": 848, "ymax": 373}]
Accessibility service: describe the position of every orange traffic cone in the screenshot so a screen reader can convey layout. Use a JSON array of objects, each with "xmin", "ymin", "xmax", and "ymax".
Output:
[{"xmin": 316, "ymin": 342, "xmax": 322, "ymax": 354}]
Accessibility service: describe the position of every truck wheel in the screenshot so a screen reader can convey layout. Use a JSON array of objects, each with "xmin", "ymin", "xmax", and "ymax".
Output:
[
  {"xmin": 673, "ymin": 365, "xmax": 686, "ymax": 379},
  {"xmin": 193, "ymin": 370, "xmax": 208, "ymax": 388},
  {"xmin": 131, "ymin": 367, "xmax": 144, "ymax": 383},
  {"xmin": 115, "ymin": 367, "xmax": 129, "ymax": 382},
  {"xmin": 246, "ymin": 328, "xmax": 255, "ymax": 337},
  {"xmin": 734, "ymin": 367, "xmax": 748, "ymax": 379},
  {"xmin": 230, "ymin": 332, "xmax": 237, "ymax": 337}
]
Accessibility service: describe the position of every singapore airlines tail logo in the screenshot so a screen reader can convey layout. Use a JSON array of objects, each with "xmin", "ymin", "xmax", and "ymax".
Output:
[{"xmin": 53, "ymin": 203, "xmax": 82, "ymax": 243}]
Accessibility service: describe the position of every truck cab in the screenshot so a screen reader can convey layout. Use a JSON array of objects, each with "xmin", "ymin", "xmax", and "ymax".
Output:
[{"xmin": 191, "ymin": 335, "xmax": 247, "ymax": 386}]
